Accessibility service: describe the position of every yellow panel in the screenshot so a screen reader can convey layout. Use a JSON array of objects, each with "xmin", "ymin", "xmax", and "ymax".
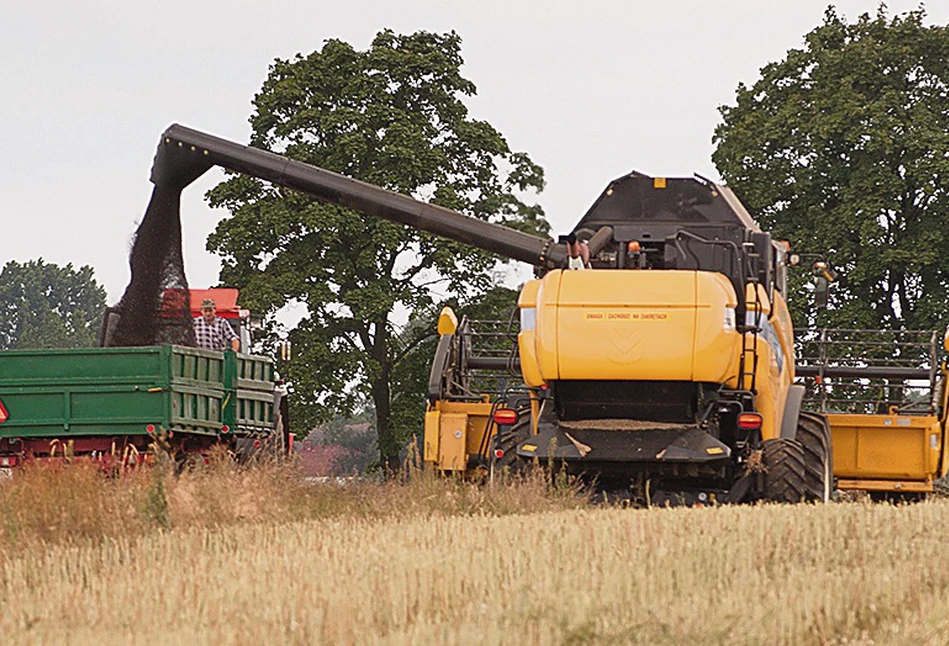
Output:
[
  {"xmin": 465, "ymin": 410, "xmax": 492, "ymax": 457},
  {"xmin": 518, "ymin": 279, "xmax": 541, "ymax": 307},
  {"xmin": 693, "ymin": 273, "xmax": 740, "ymax": 383},
  {"xmin": 423, "ymin": 410, "xmax": 440, "ymax": 465},
  {"xmin": 754, "ymin": 355, "xmax": 786, "ymax": 441},
  {"xmin": 771, "ymin": 292, "xmax": 795, "ymax": 379},
  {"xmin": 435, "ymin": 400, "xmax": 494, "ymax": 416},
  {"xmin": 555, "ymin": 270, "xmax": 697, "ymax": 380},
  {"xmin": 837, "ymin": 479, "xmax": 932, "ymax": 493},
  {"xmin": 518, "ymin": 330, "xmax": 545, "ymax": 387},
  {"xmin": 941, "ymin": 367, "xmax": 949, "ymax": 479},
  {"xmin": 828, "ymin": 413, "xmax": 938, "ymax": 480},
  {"xmin": 518, "ymin": 279, "xmax": 545, "ymax": 387},
  {"xmin": 535, "ymin": 272, "xmax": 562, "ymax": 381},
  {"xmin": 744, "ymin": 282, "xmax": 772, "ymax": 316},
  {"xmin": 438, "ymin": 413, "xmax": 468, "ymax": 472},
  {"xmin": 428, "ymin": 401, "xmax": 495, "ymax": 474}
]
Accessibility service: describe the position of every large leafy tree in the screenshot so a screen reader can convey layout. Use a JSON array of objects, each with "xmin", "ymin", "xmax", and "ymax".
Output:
[
  {"xmin": 206, "ymin": 30, "xmax": 548, "ymax": 466},
  {"xmin": 0, "ymin": 259, "xmax": 107, "ymax": 349},
  {"xmin": 713, "ymin": 7, "xmax": 949, "ymax": 330}
]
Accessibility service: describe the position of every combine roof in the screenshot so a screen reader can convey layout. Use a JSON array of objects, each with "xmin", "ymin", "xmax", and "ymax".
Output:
[{"xmin": 575, "ymin": 171, "xmax": 760, "ymax": 233}]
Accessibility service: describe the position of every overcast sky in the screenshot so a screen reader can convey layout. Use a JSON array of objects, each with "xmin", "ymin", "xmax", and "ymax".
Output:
[{"xmin": 1, "ymin": 0, "xmax": 941, "ymax": 303}]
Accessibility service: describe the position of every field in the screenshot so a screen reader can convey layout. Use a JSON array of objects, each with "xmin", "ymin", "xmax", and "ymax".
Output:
[{"xmin": 2, "ymin": 463, "xmax": 949, "ymax": 644}]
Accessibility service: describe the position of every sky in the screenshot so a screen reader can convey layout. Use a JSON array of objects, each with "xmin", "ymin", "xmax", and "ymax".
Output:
[{"xmin": 1, "ymin": 0, "xmax": 942, "ymax": 304}]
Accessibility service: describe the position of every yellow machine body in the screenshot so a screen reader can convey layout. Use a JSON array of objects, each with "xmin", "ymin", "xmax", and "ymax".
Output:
[
  {"xmin": 518, "ymin": 269, "xmax": 795, "ymax": 441},
  {"xmin": 829, "ymin": 412, "xmax": 945, "ymax": 493},
  {"xmin": 824, "ymin": 357, "xmax": 949, "ymax": 494},
  {"xmin": 423, "ymin": 399, "xmax": 494, "ymax": 473}
]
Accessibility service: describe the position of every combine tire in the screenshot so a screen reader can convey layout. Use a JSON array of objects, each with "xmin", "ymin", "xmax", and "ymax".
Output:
[
  {"xmin": 795, "ymin": 412, "xmax": 834, "ymax": 502},
  {"xmin": 490, "ymin": 418, "xmax": 530, "ymax": 481},
  {"xmin": 761, "ymin": 438, "xmax": 808, "ymax": 503}
]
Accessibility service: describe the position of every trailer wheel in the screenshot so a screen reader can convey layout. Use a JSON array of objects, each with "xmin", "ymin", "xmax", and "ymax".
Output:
[
  {"xmin": 795, "ymin": 412, "xmax": 833, "ymax": 502},
  {"xmin": 761, "ymin": 438, "xmax": 808, "ymax": 503}
]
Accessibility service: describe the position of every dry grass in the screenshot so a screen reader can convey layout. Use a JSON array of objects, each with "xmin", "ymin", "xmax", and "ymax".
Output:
[
  {"xmin": 2, "ymin": 500, "xmax": 949, "ymax": 644},
  {"xmin": 0, "ymin": 456, "xmax": 583, "ymax": 553},
  {"xmin": 3, "ymin": 462, "xmax": 949, "ymax": 644}
]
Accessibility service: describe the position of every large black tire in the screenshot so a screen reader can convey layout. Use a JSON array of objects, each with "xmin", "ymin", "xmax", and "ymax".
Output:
[
  {"xmin": 795, "ymin": 412, "xmax": 834, "ymax": 502},
  {"xmin": 761, "ymin": 438, "xmax": 808, "ymax": 503},
  {"xmin": 490, "ymin": 418, "xmax": 531, "ymax": 481}
]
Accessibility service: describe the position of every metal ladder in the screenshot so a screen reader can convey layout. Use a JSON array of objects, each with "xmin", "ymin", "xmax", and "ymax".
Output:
[{"xmin": 738, "ymin": 281, "xmax": 762, "ymax": 394}]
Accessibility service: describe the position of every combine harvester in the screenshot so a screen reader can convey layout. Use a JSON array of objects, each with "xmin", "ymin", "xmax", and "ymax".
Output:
[
  {"xmin": 0, "ymin": 288, "xmax": 289, "ymax": 473},
  {"xmin": 102, "ymin": 123, "xmax": 836, "ymax": 504},
  {"xmin": 797, "ymin": 328, "xmax": 949, "ymax": 500}
]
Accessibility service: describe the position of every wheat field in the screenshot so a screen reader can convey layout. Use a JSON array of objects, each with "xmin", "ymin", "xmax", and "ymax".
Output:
[{"xmin": 1, "ymin": 461, "xmax": 949, "ymax": 644}]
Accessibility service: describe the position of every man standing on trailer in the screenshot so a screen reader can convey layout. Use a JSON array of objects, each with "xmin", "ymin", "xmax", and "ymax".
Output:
[{"xmin": 194, "ymin": 298, "xmax": 240, "ymax": 352}]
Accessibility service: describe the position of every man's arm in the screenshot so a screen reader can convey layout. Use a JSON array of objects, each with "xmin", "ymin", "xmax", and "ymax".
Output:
[{"xmin": 220, "ymin": 318, "xmax": 240, "ymax": 352}]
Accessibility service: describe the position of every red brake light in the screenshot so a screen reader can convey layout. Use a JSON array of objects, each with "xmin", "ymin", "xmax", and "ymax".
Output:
[
  {"xmin": 494, "ymin": 449, "xmax": 505, "ymax": 459},
  {"xmin": 145, "ymin": 424, "xmax": 156, "ymax": 434},
  {"xmin": 220, "ymin": 425, "xmax": 230, "ymax": 434},
  {"xmin": 493, "ymin": 409, "xmax": 518, "ymax": 425},
  {"xmin": 737, "ymin": 413, "xmax": 763, "ymax": 431},
  {"xmin": 253, "ymin": 439, "xmax": 261, "ymax": 449},
  {"xmin": 0, "ymin": 456, "xmax": 16, "ymax": 467}
]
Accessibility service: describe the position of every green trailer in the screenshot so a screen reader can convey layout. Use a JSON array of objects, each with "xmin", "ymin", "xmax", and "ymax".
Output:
[{"xmin": 0, "ymin": 345, "xmax": 281, "ymax": 468}]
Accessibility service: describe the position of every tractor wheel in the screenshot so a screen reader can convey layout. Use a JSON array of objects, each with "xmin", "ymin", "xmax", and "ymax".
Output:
[
  {"xmin": 490, "ymin": 418, "xmax": 531, "ymax": 481},
  {"xmin": 761, "ymin": 438, "xmax": 808, "ymax": 503},
  {"xmin": 795, "ymin": 412, "xmax": 834, "ymax": 502}
]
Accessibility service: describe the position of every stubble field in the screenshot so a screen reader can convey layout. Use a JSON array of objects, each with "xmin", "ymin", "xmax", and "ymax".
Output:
[{"xmin": 1, "ymin": 462, "xmax": 948, "ymax": 645}]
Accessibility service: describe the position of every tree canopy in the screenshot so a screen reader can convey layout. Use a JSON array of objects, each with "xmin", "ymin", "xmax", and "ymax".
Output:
[
  {"xmin": 0, "ymin": 259, "xmax": 107, "ymax": 350},
  {"xmin": 713, "ymin": 6, "xmax": 949, "ymax": 330},
  {"xmin": 206, "ymin": 30, "xmax": 548, "ymax": 465}
]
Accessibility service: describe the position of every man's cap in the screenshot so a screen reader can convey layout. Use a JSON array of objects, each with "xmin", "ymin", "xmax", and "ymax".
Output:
[{"xmin": 201, "ymin": 298, "xmax": 216, "ymax": 308}]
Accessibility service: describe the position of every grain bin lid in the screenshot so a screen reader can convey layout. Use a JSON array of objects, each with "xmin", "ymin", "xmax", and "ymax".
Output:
[{"xmin": 188, "ymin": 289, "xmax": 243, "ymax": 319}]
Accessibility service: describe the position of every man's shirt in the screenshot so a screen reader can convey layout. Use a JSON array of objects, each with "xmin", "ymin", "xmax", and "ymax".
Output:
[{"xmin": 194, "ymin": 316, "xmax": 238, "ymax": 351}]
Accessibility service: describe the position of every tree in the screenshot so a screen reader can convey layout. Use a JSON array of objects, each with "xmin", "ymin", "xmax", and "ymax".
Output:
[
  {"xmin": 0, "ymin": 259, "xmax": 108, "ymax": 350},
  {"xmin": 712, "ymin": 6, "xmax": 949, "ymax": 330},
  {"xmin": 206, "ymin": 30, "xmax": 548, "ymax": 467}
]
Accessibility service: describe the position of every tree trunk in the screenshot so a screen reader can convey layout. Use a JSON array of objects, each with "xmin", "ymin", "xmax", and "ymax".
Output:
[
  {"xmin": 368, "ymin": 318, "xmax": 399, "ymax": 475},
  {"xmin": 371, "ymin": 364, "xmax": 400, "ymax": 474}
]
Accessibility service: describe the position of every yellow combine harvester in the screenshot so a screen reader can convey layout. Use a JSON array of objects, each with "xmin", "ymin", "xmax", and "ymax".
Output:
[
  {"xmin": 423, "ymin": 175, "xmax": 834, "ymax": 504},
  {"xmin": 149, "ymin": 124, "xmax": 833, "ymax": 504},
  {"xmin": 797, "ymin": 329, "xmax": 949, "ymax": 500}
]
